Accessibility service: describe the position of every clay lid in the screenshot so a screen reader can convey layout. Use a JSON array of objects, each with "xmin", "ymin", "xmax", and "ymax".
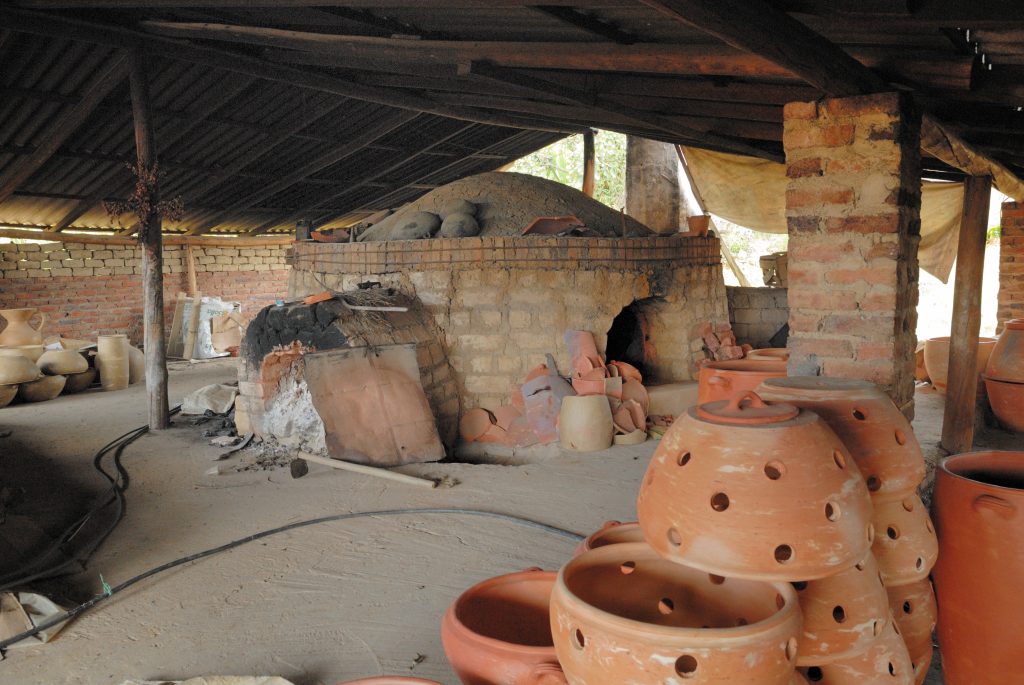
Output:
[{"xmin": 697, "ymin": 391, "xmax": 799, "ymax": 425}]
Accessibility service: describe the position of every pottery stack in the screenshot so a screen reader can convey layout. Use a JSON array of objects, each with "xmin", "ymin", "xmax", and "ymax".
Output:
[
  {"xmin": 982, "ymin": 319, "xmax": 1024, "ymax": 432},
  {"xmin": 758, "ymin": 377, "xmax": 937, "ymax": 684}
]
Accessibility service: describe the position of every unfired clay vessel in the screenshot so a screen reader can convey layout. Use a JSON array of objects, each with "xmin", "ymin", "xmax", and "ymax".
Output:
[
  {"xmin": 558, "ymin": 395, "xmax": 613, "ymax": 452},
  {"xmin": 0, "ymin": 355, "xmax": 40, "ymax": 385},
  {"xmin": 0, "ymin": 384, "xmax": 16, "ymax": 409},
  {"xmin": 870, "ymin": 493, "xmax": 938, "ymax": 584},
  {"xmin": 551, "ymin": 542, "xmax": 802, "ymax": 684},
  {"xmin": 37, "ymin": 349, "xmax": 88, "ymax": 376},
  {"xmin": 97, "ymin": 334, "xmax": 129, "ymax": 391},
  {"xmin": 797, "ymin": 616, "xmax": 913, "ymax": 684},
  {"xmin": 62, "ymin": 368, "xmax": 97, "ymax": 394},
  {"xmin": 982, "ymin": 376, "xmax": 1024, "ymax": 432},
  {"xmin": 0, "ymin": 345, "xmax": 45, "ymax": 362},
  {"xmin": 756, "ymin": 377, "xmax": 926, "ymax": 498},
  {"xmin": 17, "ymin": 374, "xmax": 66, "ymax": 402},
  {"xmin": 887, "ymin": 578, "xmax": 937, "ymax": 675},
  {"xmin": 637, "ymin": 392, "xmax": 873, "ymax": 580},
  {"xmin": 441, "ymin": 569, "xmax": 566, "ymax": 685},
  {"xmin": 747, "ymin": 348, "xmax": 790, "ymax": 362},
  {"xmin": 0, "ymin": 308, "xmax": 45, "ymax": 347},
  {"xmin": 697, "ymin": 359, "xmax": 786, "ymax": 404},
  {"xmin": 984, "ymin": 319, "xmax": 1024, "ymax": 382},
  {"xmin": 572, "ymin": 520, "xmax": 644, "ymax": 557},
  {"xmin": 127, "ymin": 345, "xmax": 146, "ymax": 384}
]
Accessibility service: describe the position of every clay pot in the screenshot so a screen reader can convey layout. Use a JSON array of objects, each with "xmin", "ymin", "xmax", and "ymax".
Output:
[
  {"xmin": 697, "ymin": 359, "xmax": 787, "ymax": 404},
  {"xmin": 686, "ymin": 214, "xmax": 711, "ymax": 235},
  {"xmin": 0, "ymin": 384, "xmax": 16, "ymax": 409},
  {"xmin": 37, "ymin": 349, "xmax": 88, "ymax": 376},
  {"xmin": 551, "ymin": 542, "xmax": 802, "ymax": 684},
  {"xmin": 911, "ymin": 645, "xmax": 933, "ymax": 685},
  {"xmin": 127, "ymin": 345, "xmax": 146, "ymax": 384},
  {"xmin": 792, "ymin": 553, "xmax": 891, "ymax": 665},
  {"xmin": 637, "ymin": 392, "xmax": 874, "ymax": 581},
  {"xmin": 336, "ymin": 679, "xmax": 444, "ymax": 684},
  {"xmin": 982, "ymin": 376, "xmax": 1024, "ymax": 432},
  {"xmin": 887, "ymin": 578, "xmax": 937, "ymax": 672},
  {"xmin": 558, "ymin": 395, "xmax": 613, "ymax": 452},
  {"xmin": 923, "ymin": 335, "xmax": 997, "ymax": 394},
  {"xmin": 17, "ymin": 374, "xmax": 66, "ymax": 402},
  {"xmin": 0, "ymin": 345, "xmax": 45, "ymax": 362},
  {"xmin": 572, "ymin": 521, "xmax": 644, "ymax": 557},
  {"xmin": 747, "ymin": 348, "xmax": 790, "ymax": 362},
  {"xmin": 797, "ymin": 617, "xmax": 913, "ymax": 684},
  {"xmin": 0, "ymin": 354, "xmax": 40, "ymax": 385},
  {"xmin": 756, "ymin": 377, "xmax": 926, "ymax": 498},
  {"xmin": 986, "ymin": 319, "xmax": 1024, "ymax": 383},
  {"xmin": 0, "ymin": 308, "xmax": 45, "ymax": 347},
  {"xmin": 441, "ymin": 569, "xmax": 566, "ymax": 685},
  {"xmin": 932, "ymin": 450, "xmax": 1024, "ymax": 685},
  {"xmin": 63, "ymin": 368, "xmax": 97, "ymax": 394},
  {"xmin": 871, "ymin": 493, "xmax": 938, "ymax": 585},
  {"xmin": 97, "ymin": 334, "xmax": 130, "ymax": 391}
]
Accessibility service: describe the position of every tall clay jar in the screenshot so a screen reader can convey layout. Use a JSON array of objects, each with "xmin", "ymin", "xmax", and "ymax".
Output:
[{"xmin": 96, "ymin": 334, "xmax": 130, "ymax": 391}]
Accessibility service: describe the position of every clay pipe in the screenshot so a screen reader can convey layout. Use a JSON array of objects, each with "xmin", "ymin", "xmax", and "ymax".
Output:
[{"xmin": 290, "ymin": 451, "xmax": 438, "ymax": 489}]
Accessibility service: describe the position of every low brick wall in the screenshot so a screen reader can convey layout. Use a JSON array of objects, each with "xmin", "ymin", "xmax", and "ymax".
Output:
[
  {"xmin": 999, "ymin": 202, "xmax": 1024, "ymax": 331},
  {"xmin": 0, "ymin": 240, "xmax": 291, "ymax": 343},
  {"xmin": 727, "ymin": 286, "xmax": 789, "ymax": 347}
]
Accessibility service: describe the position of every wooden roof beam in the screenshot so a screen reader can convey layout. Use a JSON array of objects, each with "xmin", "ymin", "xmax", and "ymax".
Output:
[{"xmin": 531, "ymin": 6, "xmax": 637, "ymax": 44}]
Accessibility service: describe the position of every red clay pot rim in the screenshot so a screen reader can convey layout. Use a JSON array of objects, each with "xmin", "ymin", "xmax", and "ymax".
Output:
[
  {"xmin": 939, "ymin": 450, "xmax": 1024, "ymax": 494},
  {"xmin": 556, "ymin": 543, "xmax": 800, "ymax": 644},
  {"xmin": 703, "ymin": 360, "xmax": 787, "ymax": 372},
  {"xmin": 1003, "ymin": 319, "xmax": 1024, "ymax": 330},
  {"xmin": 982, "ymin": 373, "xmax": 1024, "ymax": 386},
  {"xmin": 925, "ymin": 336, "xmax": 998, "ymax": 343}
]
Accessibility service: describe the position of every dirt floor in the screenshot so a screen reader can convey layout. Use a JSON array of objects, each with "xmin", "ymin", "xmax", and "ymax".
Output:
[{"xmin": 0, "ymin": 361, "xmax": 1020, "ymax": 684}]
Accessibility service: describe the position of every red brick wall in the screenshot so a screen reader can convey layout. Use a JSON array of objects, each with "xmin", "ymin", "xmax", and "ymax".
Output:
[{"xmin": 999, "ymin": 201, "xmax": 1024, "ymax": 331}]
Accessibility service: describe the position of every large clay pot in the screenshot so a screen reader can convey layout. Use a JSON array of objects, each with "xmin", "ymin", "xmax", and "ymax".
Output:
[
  {"xmin": 982, "ymin": 376, "xmax": 1024, "ymax": 432},
  {"xmin": 0, "ymin": 384, "xmax": 16, "ymax": 409},
  {"xmin": 558, "ymin": 395, "xmax": 613, "ymax": 452},
  {"xmin": 887, "ymin": 578, "xmax": 937, "ymax": 674},
  {"xmin": 747, "ymin": 348, "xmax": 789, "ymax": 362},
  {"xmin": 923, "ymin": 335, "xmax": 997, "ymax": 394},
  {"xmin": 793, "ymin": 553, "xmax": 890, "ymax": 665},
  {"xmin": 62, "ymin": 368, "xmax": 97, "ymax": 394},
  {"xmin": 0, "ymin": 345, "xmax": 45, "ymax": 362},
  {"xmin": 985, "ymin": 319, "xmax": 1024, "ymax": 383},
  {"xmin": 37, "ymin": 349, "xmax": 88, "ymax": 376},
  {"xmin": 911, "ymin": 645, "xmax": 933, "ymax": 685},
  {"xmin": 757, "ymin": 377, "xmax": 925, "ymax": 498},
  {"xmin": 797, "ymin": 617, "xmax": 913, "ymax": 684},
  {"xmin": 96, "ymin": 334, "xmax": 130, "ymax": 391},
  {"xmin": 0, "ymin": 355, "xmax": 40, "ymax": 385},
  {"xmin": 551, "ymin": 542, "xmax": 802, "ymax": 684},
  {"xmin": 336, "ymin": 679, "xmax": 444, "ymax": 684},
  {"xmin": 637, "ymin": 392, "xmax": 873, "ymax": 581},
  {"xmin": 871, "ymin": 493, "xmax": 938, "ymax": 584},
  {"xmin": 127, "ymin": 345, "xmax": 146, "ymax": 384},
  {"xmin": 697, "ymin": 359, "xmax": 787, "ymax": 403},
  {"xmin": 572, "ymin": 520, "xmax": 644, "ymax": 557},
  {"xmin": 441, "ymin": 569, "xmax": 566, "ymax": 685},
  {"xmin": 932, "ymin": 450, "xmax": 1024, "ymax": 684},
  {"xmin": 17, "ymin": 375, "xmax": 66, "ymax": 402},
  {"xmin": 0, "ymin": 308, "xmax": 45, "ymax": 347}
]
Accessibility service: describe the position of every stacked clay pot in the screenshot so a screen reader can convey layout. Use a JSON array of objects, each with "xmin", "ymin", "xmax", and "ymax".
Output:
[
  {"xmin": 983, "ymin": 319, "xmax": 1024, "ymax": 432},
  {"xmin": 696, "ymin": 359, "xmax": 786, "ymax": 403},
  {"xmin": 758, "ymin": 377, "xmax": 936, "ymax": 684}
]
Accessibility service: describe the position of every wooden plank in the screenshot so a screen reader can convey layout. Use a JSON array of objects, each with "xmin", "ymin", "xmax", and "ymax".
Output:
[
  {"xmin": 185, "ymin": 245, "xmax": 198, "ymax": 297},
  {"xmin": 532, "ymin": 6, "xmax": 637, "ymax": 44},
  {"xmin": 940, "ymin": 175, "xmax": 993, "ymax": 453},
  {"xmin": 582, "ymin": 130, "xmax": 596, "ymax": 197},
  {"xmin": 0, "ymin": 227, "xmax": 294, "ymax": 246},
  {"xmin": 183, "ymin": 290, "xmax": 203, "ymax": 361},
  {"xmin": 166, "ymin": 293, "xmax": 186, "ymax": 359}
]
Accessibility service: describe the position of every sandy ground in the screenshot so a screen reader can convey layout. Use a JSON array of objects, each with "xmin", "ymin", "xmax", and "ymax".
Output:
[{"xmin": 1, "ymin": 360, "xmax": 1021, "ymax": 684}]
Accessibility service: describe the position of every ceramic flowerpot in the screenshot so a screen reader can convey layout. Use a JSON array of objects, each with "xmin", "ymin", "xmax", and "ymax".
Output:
[
  {"xmin": 757, "ymin": 377, "xmax": 926, "ymax": 498},
  {"xmin": 982, "ymin": 376, "xmax": 1024, "ymax": 432},
  {"xmin": 441, "ymin": 569, "xmax": 566, "ymax": 685},
  {"xmin": 336, "ymin": 679, "xmax": 444, "ymax": 684},
  {"xmin": 697, "ymin": 359, "xmax": 787, "ymax": 404},
  {"xmin": 986, "ymin": 319, "xmax": 1024, "ymax": 383},
  {"xmin": 798, "ymin": 617, "xmax": 913, "ymax": 684},
  {"xmin": 923, "ymin": 336, "xmax": 997, "ymax": 394},
  {"xmin": 0, "ymin": 384, "xmax": 16, "ymax": 409},
  {"xmin": 0, "ymin": 308, "xmax": 45, "ymax": 347},
  {"xmin": 96, "ymin": 334, "xmax": 130, "ymax": 391},
  {"xmin": 871, "ymin": 493, "xmax": 938, "ymax": 585},
  {"xmin": 793, "ymin": 553, "xmax": 890, "ymax": 665},
  {"xmin": 887, "ymin": 578, "xmax": 937, "ymax": 674},
  {"xmin": 637, "ymin": 392, "xmax": 873, "ymax": 581},
  {"xmin": 37, "ymin": 349, "xmax": 88, "ymax": 376},
  {"xmin": 932, "ymin": 450, "xmax": 1024, "ymax": 685},
  {"xmin": 17, "ymin": 375, "xmax": 66, "ymax": 402},
  {"xmin": 558, "ymin": 395, "xmax": 613, "ymax": 452},
  {"xmin": 747, "ymin": 348, "xmax": 789, "ymax": 362},
  {"xmin": 0, "ymin": 355, "xmax": 40, "ymax": 385},
  {"xmin": 572, "ymin": 520, "xmax": 644, "ymax": 557},
  {"xmin": 127, "ymin": 345, "xmax": 146, "ymax": 384},
  {"xmin": 62, "ymin": 368, "xmax": 97, "ymax": 394},
  {"xmin": 551, "ymin": 542, "xmax": 802, "ymax": 684}
]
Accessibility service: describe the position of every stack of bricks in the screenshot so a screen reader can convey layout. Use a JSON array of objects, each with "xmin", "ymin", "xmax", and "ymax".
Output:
[
  {"xmin": 727, "ymin": 286, "xmax": 789, "ymax": 347},
  {"xmin": 0, "ymin": 240, "xmax": 291, "ymax": 343},
  {"xmin": 998, "ymin": 201, "xmax": 1024, "ymax": 331},
  {"xmin": 783, "ymin": 92, "xmax": 922, "ymax": 415}
]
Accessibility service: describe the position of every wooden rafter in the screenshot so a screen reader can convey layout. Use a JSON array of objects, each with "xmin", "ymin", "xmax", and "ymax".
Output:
[{"xmin": 532, "ymin": 6, "xmax": 637, "ymax": 44}]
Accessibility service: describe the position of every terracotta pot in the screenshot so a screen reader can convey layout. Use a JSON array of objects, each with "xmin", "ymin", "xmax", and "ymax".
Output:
[
  {"xmin": 911, "ymin": 644, "xmax": 932, "ymax": 685},
  {"xmin": 871, "ymin": 493, "xmax": 938, "ymax": 584},
  {"xmin": 637, "ymin": 392, "xmax": 873, "ymax": 581},
  {"xmin": 923, "ymin": 335, "xmax": 997, "ymax": 394},
  {"xmin": 62, "ymin": 368, "xmax": 97, "ymax": 394},
  {"xmin": 793, "ymin": 553, "xmax": 890, "ymax": 665},
  {"xmin": 887, "ymin": 578, "xmax": 937, "ymax": 672},
  {"xmin": 986, "ymin": 318, "xmax": 1024, "ymax": 383},
  {"xmin": 127, "ymin": 345, "xmax": 146, "ymax": 384},
  {"xmin": 336, "ymin": 679, "xmax": 444, "ymax": 684},
  {"xmin": 17, "ymin": 374, "xmax": 66, "ymax": 402},
  {"xmin": 0, "ymin": 355, "xmax": 40, "ymax": 385},
  {"xmin": 982, "ymin": 376, "xmax": 1024, "ymax": 432},
  {"xmin": 756, "ymin": 377, "xmax": 926, "ymax": 498},
  {"xmin": 572, "ymin": 520, "xmax": 644, "ymax": 557},
  {"xmin": 686, "ymin": 214, "xmax": 711, "ymax": 235},
  {"xmin": 747, "ymin": 348, "xmax": 790, "ymax": 362},
  {"xmin": 0, "ymin": 345, "xmax": 45, "ymax": 362},
  {"xmin": 0, "ymin": 384, "xmax": 16, "ymax": 409},
  {"xmin": 913, "ymin": 343, "xmax": 929, "ymax": 383},
  {"xmin": 97, "ymin": 334, "xmax": 130, "ymax": 391},
  {"xmin": 932, "ymin": 450, "xmax": 1024, "ymax": 685},
  {"xmin": 37, "ymin": 349, "xmax": 88, "ymax": 376},
  {"xmin": 0, "ymin": 308, "xmax": 45, "ymax": 347},
  {"xmin": 558, "ymin": 395, "xmax": 613, "ymax": 452},
  {"xmin": 441, "ymin": 569, "xmax": 566, "ymax": 685},
  {"xmin": 797, "ymin": 616, "xmax": 913, "ymax": 684},
  {"xmin": 551, "ymin": 542, "xmax": 802, "ymax": 684},
  {"xmin": 697, "ymin": 359, "xmax": 787, "ymax": 404}
]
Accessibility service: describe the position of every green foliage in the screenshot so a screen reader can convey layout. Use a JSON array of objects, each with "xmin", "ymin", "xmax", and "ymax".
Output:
[
  {"xmin": 988, "ymin": 224, "xmax": 1002, "ymax": 242},
  {"xmin": 509, "ymin": 131, "xmax": 627, "ymax": 209}
]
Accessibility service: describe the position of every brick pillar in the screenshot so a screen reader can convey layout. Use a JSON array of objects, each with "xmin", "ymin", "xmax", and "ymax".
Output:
[
  {"xmin": 998, "ymin": 201, "xmax": 1024, "ymax": 331},
  {"xmin": 784, "ymin": 92, "xmax": 922, "ymax": 414}
]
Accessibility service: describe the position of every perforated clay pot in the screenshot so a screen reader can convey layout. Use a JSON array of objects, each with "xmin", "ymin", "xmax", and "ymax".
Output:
[
  {"xmin": 870, "ymin": 493, "xmax": 938, "ymax": 584},
  {"xmin": 798, "ymin": 616, "xmax": 913, "ymax": 685},
  {"xmin": 572, "ymin": 520, "xmax": 644, "ymax": 557},
  {"xmin": 887, "ymin": 578, "xmax": 937, "ymax": 675},
  {"xmin": 697, "ymin": 359, "xmax": 787, "ymax": 404}
]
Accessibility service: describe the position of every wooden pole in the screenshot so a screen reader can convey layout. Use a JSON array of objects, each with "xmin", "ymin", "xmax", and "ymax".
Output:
[
  {"xmin": 941, "ymin": 175, "xmax": 993, "ymax": 453},
  {"xmin": 582, "ymin": 130, "xmax": 596, "ymax": 197},
  {"xmin": 128, "ymin": 49, "xmax": 170, "ymax": 431}
]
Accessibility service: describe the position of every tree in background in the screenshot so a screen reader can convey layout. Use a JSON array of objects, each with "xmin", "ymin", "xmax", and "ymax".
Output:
[{"xmin": 510, "ymin": 131, "xmax": 627, "ymax": 209}]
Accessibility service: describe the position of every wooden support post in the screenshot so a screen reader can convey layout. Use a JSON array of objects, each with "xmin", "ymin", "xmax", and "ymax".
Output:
[
  {"xmin": 185, "ymin": 244, "xmax": 198, "ymax": 297},
  {"xmin": 941, "ymin": 175, "xmax": 993, "ymax": 453},
  {"xmin": 128, "ymin": 49, "xmax": 170, "ymax": 431},
  {"xmin": 582, "ymin": 130, "xmax": 596, "ymax": 197}
]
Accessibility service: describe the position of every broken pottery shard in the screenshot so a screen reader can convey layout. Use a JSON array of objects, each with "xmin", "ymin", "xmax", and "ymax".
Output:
[
  {"xmin": 564, "ymin": 330, "xmax": 602, "ymax": 377},
  {"xmin": 521, "ymin": 373, "xmax": 575, "ymax": 444}
]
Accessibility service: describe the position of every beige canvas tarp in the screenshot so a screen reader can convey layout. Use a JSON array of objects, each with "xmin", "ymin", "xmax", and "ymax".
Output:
[{"xmin": 682, "ymin": 146, "xmax": 965, "ymax": 282}]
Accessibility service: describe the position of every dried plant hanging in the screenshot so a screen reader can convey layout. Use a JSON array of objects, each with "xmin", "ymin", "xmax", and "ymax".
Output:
[{"xmin": 103, "ymin": 160, "xmax": 185, "ymax": 241}]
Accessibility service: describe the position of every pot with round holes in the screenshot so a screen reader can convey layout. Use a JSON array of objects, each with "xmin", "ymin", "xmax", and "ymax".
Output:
[
  {"xmin": 886, "ymin": 578, "xmax": 937, "ymax": 678},
  {"xmin": 636, "ymin": 392, "xmax": 874, "ymax": 581},
  {"xmin": 551, "ymin": 542, "xmax": 802, "ymax": 684},
  {"xmin": 870, "ymin": 493, "xmax": 938, "ymax": 584},
  {"xmin": 573, "ymin": 520, "xmax": 644, "ymax": 557},
  {"xmin": 798, "ymin": 615, "xmax": 913, "ymax": 685},
  {"xmin": 791, "ymin": 553, "xmax": 891, "ymax": 665},
  {"xmin": 756, "ymin": 377, "xmax": 926, "ymax": 498},
  {"xmin": 697, "ymin": 359, "xmax": 787, "ymax": 404}
]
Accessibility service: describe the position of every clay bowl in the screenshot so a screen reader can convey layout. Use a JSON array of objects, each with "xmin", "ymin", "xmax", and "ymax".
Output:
[
  {"xmin": 336, "ymin": 679, "xmax": 444, "ymax": 684},
  {"xmin": 0, "ymin": 384, "xmax": 16, "ymax": 409},
  {"xmin": 551, "ymin": 542, "xmax": 802, "ymax": 684},
  {"xmin": 573, "ymin": 520, "xmax": 644, "ymax": 557},
  {"xmin": 697, "ymin": 359, "xmax": 786, "ymax": 404},
  {"xmin": 887, "ymin": 578, "xmax": 937, "ymax": 671},
  {"xmin": 0, "ymin": 355, "xmax": 41, "ymax": 385},
  {"xmin": 871, "ymin": 493, "xmax": 938, "ymax": 584},
  {"xmin": 798, "ymin": 616, "xmax": 913, "ymax": 684},
  {"xmin": 986, "ymin": 318, "xmax": 1024, "ymax": 383},
  {"xmin": 982, "ymin": 376, "xmax": 1024, "ymax": 432},
  {"xmin": 757, "ymin": 377, "xmax": 926, "ymax": 498},
  {"xmin": 923, "ymin": 335, "xmax": 998, "ymax": 394},
  {"xmin": 792, "ymin": 553, "xmax": 890, "ymax": 665},
  {"xmin": 62, "ymin": 368, "xmax": 97, "ymax": 394},
  {"xmin": 441, "ymin": 569, "xmax": 566, "ymax": 685},
  {"xmin": 37, "ymin": 349, "xmax": 88, "ymax": 376},
  {"xmin": 17, "ymin": 374, "xmax": 66, "ymax": 402},
  {"xmin": 637, "ymin": 392, "xmax": 873, "ymax": 581},
  {"xmin": 747, "ymin": 348, "xmax": 790, "ymax": 362}
]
